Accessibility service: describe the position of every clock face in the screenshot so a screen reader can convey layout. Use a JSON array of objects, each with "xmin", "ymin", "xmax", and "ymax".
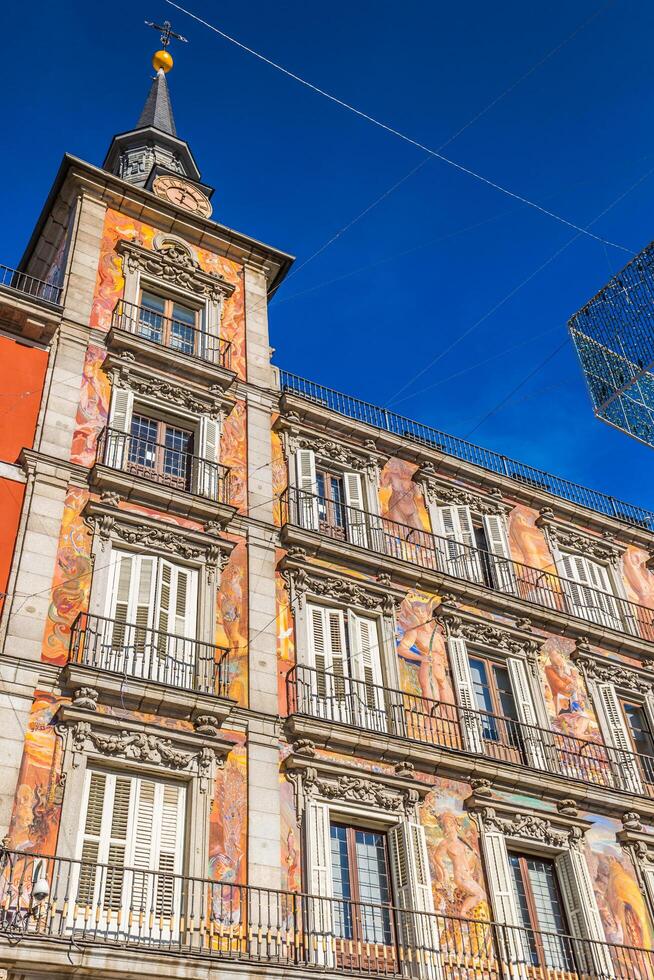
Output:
[{"xmin": 152, "ymin": 175, "xmax": 213, "ymax": 218}]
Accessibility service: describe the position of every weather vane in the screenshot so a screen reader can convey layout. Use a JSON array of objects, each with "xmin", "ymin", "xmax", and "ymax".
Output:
[{"xmin": 144, "ymin": 19, "xmax": 188, "ymax": 73}]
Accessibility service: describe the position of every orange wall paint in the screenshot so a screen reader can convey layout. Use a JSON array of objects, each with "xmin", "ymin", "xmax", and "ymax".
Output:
[
  {"xmin": 0, "ymin": 478, "xmax": 25, "ymax": 613},
  {"xmin": 0, "ymin": 336, "xmax": 48, "ymax": 463}
]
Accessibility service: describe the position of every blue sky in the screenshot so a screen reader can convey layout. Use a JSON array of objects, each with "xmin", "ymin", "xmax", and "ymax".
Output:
[{"xmin": 4, "ymin": 1, "xmax": 654, "ymax": 509}]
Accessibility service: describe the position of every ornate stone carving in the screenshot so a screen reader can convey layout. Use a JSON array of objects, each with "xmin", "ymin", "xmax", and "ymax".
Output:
[
  {"xmin": 72, "ymin": 688, "xmax": 99, "ymax": 711},
  {"xmin": 118, "ymin": 239, "xmax": 234, "ymax": 302},
  {"xmin": 622, "ymin": 811, "xmax": 644, "ymax": 831},
  {"xmin": 556, "ymin": 799, "xmax": 579, "ymax": 817},
  {"xmin": 193, "ymin": 715, "xmax": 221, "ymax": 737},
  {"xmin": 291, "ymin": 738, "xmax": 317, "ymax": 757},
  {"xmin": 290, "ymin": 766, "xmax": 420, "ymax": 819},
  {"xmin": 574, "ymin": 653, "xmax": 653, "ymax": 696},
  {"xmin": 112, "ymin": 374, "xmax": 221, "ymax": 418},
  {"xmin": 421, "ymin": 478, "xmax": 506, "ymax": 515},
  {"xmin": 281, "ymin": 566, "xmax": 399, "ymax": 615},
  {"xmin": 536, "ymin": 509, "xmax": 622, "ymax": 564},
  {"xmin": 469, "ymin": 778, "xmax": 493, "ymax": 797},
  {"xmin": 99, "ymin": 490, "xmax": 122, "ymax": 508},
  {"xmin": 436, "ymin": 609, "xmax": 540, "ymax": 658},
  {"xmin": 394, "ymin": 760, "xmax": 415, "ymax": 777},
  {"xmin": 474, "ymin": 806, "xmax": 583, "ymax": 850},
  {"xmin": 67, "ymin": 720, "xmax": 218, "ymax": 773},
  {"xmin": 287, "ymin": 434, "xmax": 381, "ymax": 482}
]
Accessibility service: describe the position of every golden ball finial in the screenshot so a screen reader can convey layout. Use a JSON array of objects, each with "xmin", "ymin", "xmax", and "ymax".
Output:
[{"xmin": 152, "ymin": 49, "xmax": 173, "ymax": 73}]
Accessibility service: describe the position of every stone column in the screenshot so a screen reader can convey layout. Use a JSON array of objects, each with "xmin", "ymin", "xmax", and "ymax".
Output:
[{"xmin": 243, "ymin": 262, "xmax": 282, "ymax": 891}]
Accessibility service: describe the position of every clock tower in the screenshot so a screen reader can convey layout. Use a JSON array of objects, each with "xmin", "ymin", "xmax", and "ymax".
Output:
[{"xmin": 103, "ymin": 30, "xmax": 214, "ymax": 218}]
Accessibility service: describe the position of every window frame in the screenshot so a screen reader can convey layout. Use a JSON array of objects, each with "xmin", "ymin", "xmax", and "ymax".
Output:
[
  {"xmin": 137, "ymin": 284, "xmax": 205, "ymax": 358},
  {"xmin": 508, "ymin": 850, "xmax": 575, "ymax": 971}
]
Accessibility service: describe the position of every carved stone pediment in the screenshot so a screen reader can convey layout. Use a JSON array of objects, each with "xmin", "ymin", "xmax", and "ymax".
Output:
[
  {"xmin": 83, "ymin": 499, "xmax": 233, "ymax": 580},
  {"xmin": 55, "ymin": 705, "xmax": 234, "ymax": 794},
  {"xmin": 280, "ymin": 562, "xmax": 403, "ymax": 616},
  {"xmin": 467, "ymin": 798, "xmax": 590, "ymax": 851},
  {"xmin": 436, "ymin": 602, "xmax": 542, "ymax": 659},
  {"xmin": 117, "ymin": 239, "xmax": 235, "ymax": 302},
  {"xmin": 418, "ymin": 469, "xmax": 507, "ymax": 516},
  {"xmin": 284, "ymin": 752, "xmax": 430, "ymax": 821},
  {"xmin": 103, "ymin": 356, "xmax": 226, "ymax": 420},
  {"xmin": 572, "ymin": 643, "xmax": 654, "ymax": 696},
  {"xmin": 535, "ymin": 508, "xmax": 623, "ymax": 565}
]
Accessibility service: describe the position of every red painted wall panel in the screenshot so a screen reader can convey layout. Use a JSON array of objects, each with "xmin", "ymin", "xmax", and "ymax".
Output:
[{"xmin": 0, "ymin": 336, "xmax": 48, "ymax": 463}]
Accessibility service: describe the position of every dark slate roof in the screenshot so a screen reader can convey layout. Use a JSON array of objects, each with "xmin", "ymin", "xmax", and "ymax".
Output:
[{"xmin": 136, "ymin": 68, "xmax": 177, "ymax": 136}]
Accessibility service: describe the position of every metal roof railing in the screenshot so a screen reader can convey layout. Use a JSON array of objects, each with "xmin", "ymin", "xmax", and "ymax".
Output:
[
  {"xmin": 279, "ymin": 370, "xmax": 654, "ymax": 533},
  {"xmin": 0, "ymin": 263, "xmax": 63, "ymax": 306}
]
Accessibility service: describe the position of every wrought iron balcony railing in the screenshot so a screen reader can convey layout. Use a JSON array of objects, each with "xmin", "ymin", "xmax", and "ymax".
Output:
[
  {"xmin": 97, "ymin": 427, "xmax": 231, "ymax": 503},
  {"xmin": 287, "ymin": 665, "xmax": 654, "ymax": 800},
  {"xmin": 0, "ymin": 849, "xmax": 650, "ymax": 979},
  {"xmin": 0, "ymin": 263, "xmax": 63, "ymax": 306},
  {"xmin": 279, "ymin": 370, "xmax": 654, "ymax": 532},
  {"xmin": 112, "ymin": 300, "xmax": 232, "ymax": 369},
  {"xmin": 282, "ymin": 487, "xmax": 654, "ymax": 643},
  {"xmin": 70, "ymin": 613, "xmax": 231, "ymax": 698}
]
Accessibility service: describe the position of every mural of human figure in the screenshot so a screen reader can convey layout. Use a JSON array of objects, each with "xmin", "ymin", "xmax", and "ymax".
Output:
[
  {"xmin": 432, "ymin": 812, "xmax": 486, "ymax": 918},
  {"xmin": 379, "ymin": 459, "xmax": 426, "ymax": 529},
  {"xmin": 396, "ymin": 595, "xmax": 455, "ymax": 708}
]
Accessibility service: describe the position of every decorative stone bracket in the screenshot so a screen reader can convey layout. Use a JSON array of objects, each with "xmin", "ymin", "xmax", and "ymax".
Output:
[
  {"xmin": 283, "ymin": 751, "xmax": 431, "ymax": 822},
  {"xmin": 418, "ymin": 467, "xmax": 508, "ymax": 515}
]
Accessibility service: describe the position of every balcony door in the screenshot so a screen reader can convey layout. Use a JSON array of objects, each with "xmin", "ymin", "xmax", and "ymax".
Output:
[
  {"xmin": 305, "ymin": 605, "xmax": 386, "ymax": 732},
  {"xmin": 431, "ymin": 505, "xmax": 484, "ymax": 585},
  {"xmin": 469, "ymin": 656, "xmax": 524, "ymax": 765},
  {"xmin": 139, "ymin": 288, "xmax": 199, "ymax": 357},
  {"xmin": 294, "ymin": 449, "xmax": 368, "ymax": 547},
  {"xmin": 508, "ymin": 853, "xmax": 576, "ymax": 973},
  {"xmin": 620, "ymin": 699, "xmax": 654, "ymax": 796},
  {"xmin": 127, "ymin": 414, "xmax": 194, "ymax": 492},
  {"xmin": 73, "ymin": 769, "xmax": 185, "ymax": 941},
  {"xmin": 104, "ymin": 551, "xmax": 198, "ymax": 689}
]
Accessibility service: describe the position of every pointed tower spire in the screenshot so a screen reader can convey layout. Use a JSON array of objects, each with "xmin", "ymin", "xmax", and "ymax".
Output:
[
  {"xmin": 136, "ymin": 68, "xmax": 177, "ymax": 136},
  {"xmin": 102, "ymin": 20, "xmax": 201, "ymax": 188}
]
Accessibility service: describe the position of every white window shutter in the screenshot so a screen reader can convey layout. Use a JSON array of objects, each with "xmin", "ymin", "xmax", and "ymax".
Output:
[
  {"xmin": 348, "ymin": 612, "xmax": 386, "ymax": 732},
  {"xmin": 305, "ymin": 605, "xmax": 349, "ymax": 723},
  {"xmin": 197, "ymin": 415, "xmax": 221, "ymax": 499},
  {"xmin": 326, "ymin": 608, "xmax": 350, "ymax": 725},
  {"xmin": 153, "ymin": 562, "xmax": 197, "ymax": 688},
  {"xmin": 557, "ymin": 849, "xmax": 613, "ymax": 977},
  {"xmin": 343, "ymin": 471, "xmax": 368, "ymax": 548},
  {"xmin": 106, "ymin": 387, "xmax": 134, "ymax": 468},
  {"xmin": 506, "ymin": 658, "xmax": 549, "ymax": 771},
  {"xmin": 558, "ymin": 553, "xmax": 620, "ymax": 629},
  {"xmin": 482, "ymin": 514, "xmax": 517, "ymax": 595},
  {"xmin": 294, "ymin": 449, "xmax": 319, "ymax": 530},
  {"xmin": 643, "ymin": 868, "xmax": 654, "ymax": 920},
  {"xmin": 437, "ymin": 506, "xmax": 482, "ymax": 583},
  {"xmin": 478, "ymin": 830, "xmax": 530, "ymax": 970},
  {"xmin": 596, "ymin": 682, "xmax": 643, "ymax": 794},
  {"xmin": 388, "ymin": 821, "xmax": 442, "ymax": 980},
  {"xmin": 304, "ymin": 801, "xmax": 334, "ymax": 968},
  {"xmin": 106, "ymin": 553, "xmax": 156, "ymax": 672},
  {"xmin": 585, "ymin": 559, "xmax": 622, "ymax": 629},
  {"xmin": 447, "ymin": 637, "xmax": 484, "ymax": 753}
]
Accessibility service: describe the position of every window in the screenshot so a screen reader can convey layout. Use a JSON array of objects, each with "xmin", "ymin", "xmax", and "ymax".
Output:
[
  {"xmin": 557, "ymin": 552, "xmax": 622, "ymax": 630},
  {"xmin": 303, "ymin": 604, "xmax": 386, "ymax": 732},
  {"xmin": 509, "ymin": 853, "xmax": 575, "ymax": 972},
  {"xmin": 100, "ymin": 550, "xmax": 198, "ymax": 688},
  {"xmin": 316, "ymin": 469, "xmax": 346, "ymax": 538},
  {"xmin": 294, "ymin": 448, "xmax": 368, "ymax": 547},
  {"xmin": 430, "ymin": 504, "xmax": 516, "ymax": 594},
  {"xmin": 138, "ymin": 288, "xmax": 199, "ymax": 356},
  {"xmin": 469, "ymin": 655, "xmax": 524, "ymax": 763},
  {"xmin": 128, "ymin": 413, "xmax": 194, "ymax": 490},
  {"xmin": 620, "ymin": 699, "xmax": 654, "ymax": 793},
  {"xmin": 74, "ymin": 769, "xmax": 185, "ymax": 938},
  {"xmin": 330, "ymin": 824, "xmax": 393, "ymax": 948},
  {"xmin": 105, "ymin": 388, "xmax": 221, "ymax": 500}
]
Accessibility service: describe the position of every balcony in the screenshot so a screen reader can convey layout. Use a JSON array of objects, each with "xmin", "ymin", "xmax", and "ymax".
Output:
[
  {"xmin": 0, "ymin": 263, "xmax": 63, "ymax": 342},
  {"xmin": 287, "ymin": 665, "xmax": 654, "ymax": 803},
  {"xmin": 64, "ymin": 613, "xmax": 233, "ymax": 722},
  {"xmin": 93, "ymin": 428, "xmax": 235, "ymax": 523},
  {"xmin": 0, "ymin": 849, "xmax": 650, "ymax": 979},
  {"xmin": 279, "ymin": 371, "xmax": 654, "ymax": 533},
  {"xmin": 281, "ymin": 487, "xmax": 654, "ymax": 648},
  {"xmin": 108, "ymin": 301, "xmax": 236, "ymax": 389}
]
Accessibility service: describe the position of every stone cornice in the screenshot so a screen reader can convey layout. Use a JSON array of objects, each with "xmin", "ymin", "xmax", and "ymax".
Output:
[
  {"xmin": 572, "ymin": 639, "xmax": 654, "ymax": 696},
  {"xmin": 435, "ymin": 598, "xmax": 543, "ymax": 659},
  {"xmin": 283, "ymin": 750, "xmax": 430, "ymax": 821},
  {"xmin": 466, "ymin": 797, "xmax": 591, "ymax": 850},
  {"xmin": 280, "ymin": 557, "xmax": 403, "ymax": 616},
  {"xmin": 417, "ymin": 467, "xmax": 509, "ymax": 516},
  {"xmin": 117, "ymin": 238, "xmax": 235, "ymax": 302},
  {"xmin": 535, "ymin": 507, "xmax": 624, "ymax": 565}
]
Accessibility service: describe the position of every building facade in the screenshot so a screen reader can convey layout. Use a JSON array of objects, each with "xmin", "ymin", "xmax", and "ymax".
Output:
[{"xmin": 1, "ymin": 52, "xmax": 654, "ymax": 980}]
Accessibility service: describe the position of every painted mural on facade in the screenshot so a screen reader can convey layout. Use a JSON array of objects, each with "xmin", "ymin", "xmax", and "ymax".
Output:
[
  {"xmin": 209, "ymin": 735, "xmax": 247, "ymax": 884},
  {"xmin": 378, "ymin": 458, "xmax": 430, "ymax": 530},
  {"xmin": 41, "ymin": 487, "xmax": 92, "ymax": 668},
  {"xmin": 216, "ymin": 537, "xmax": 249, "ymax": 707}
]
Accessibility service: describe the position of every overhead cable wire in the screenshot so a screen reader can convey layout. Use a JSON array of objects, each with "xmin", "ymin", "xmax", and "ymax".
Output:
[
  {"xmin": 276, "ymin": 0, "xmax": 616, "ymax": 283},
  {"xmin": 163, "ymin": 0, "xmax": 632, "ymax": 254}
]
